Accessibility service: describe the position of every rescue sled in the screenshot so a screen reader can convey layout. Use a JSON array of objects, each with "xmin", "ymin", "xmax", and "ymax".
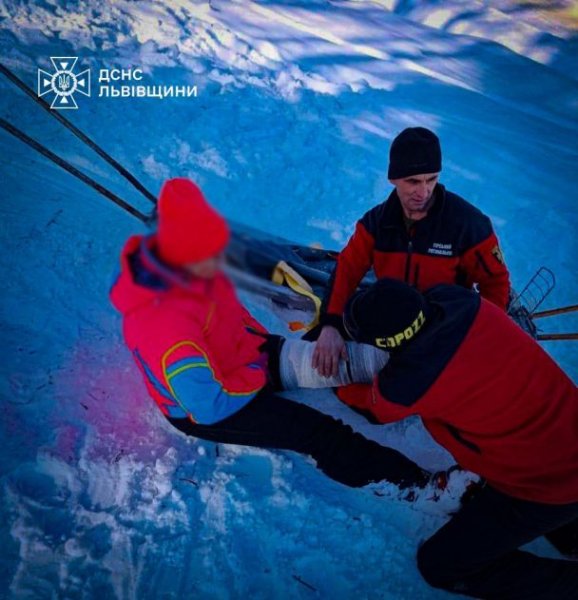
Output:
[{"xmin": 225, "ymin": 222, "xmax": 572, "ymax": 342}]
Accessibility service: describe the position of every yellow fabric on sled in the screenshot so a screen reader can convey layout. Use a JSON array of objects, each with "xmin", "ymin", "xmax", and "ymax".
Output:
[{"xmin": 271, "ymin": 260, "xmax": 321, "ymax": 332}]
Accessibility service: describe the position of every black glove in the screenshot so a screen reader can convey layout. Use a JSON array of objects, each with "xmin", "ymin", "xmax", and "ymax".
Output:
[{"xmin": 257, "ymin": 335, "xmax": 286, "ymax": 392}]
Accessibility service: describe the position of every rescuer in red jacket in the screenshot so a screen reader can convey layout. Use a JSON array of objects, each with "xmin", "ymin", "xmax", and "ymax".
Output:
[
  {"xmin": 312, "ymin": 127, "xmax": 511, "ymax": 377},
  {"xmin": 340, "ymin": 277, "xmax": 578, "ymax": 599}
]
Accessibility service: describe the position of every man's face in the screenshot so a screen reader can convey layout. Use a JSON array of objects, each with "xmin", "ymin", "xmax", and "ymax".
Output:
[
  {"xmin": 184, "ymin": 253, "xmax": 224, "ymax": 279},
  {"xmin": 390, "ymin": 172, "xmax": 440, "ymax": 216}
]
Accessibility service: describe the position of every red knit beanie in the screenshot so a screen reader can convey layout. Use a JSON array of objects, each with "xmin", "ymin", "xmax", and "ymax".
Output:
[{"xmin": 156, "ymin": 178, "xmax": 230, "ymax": 266}]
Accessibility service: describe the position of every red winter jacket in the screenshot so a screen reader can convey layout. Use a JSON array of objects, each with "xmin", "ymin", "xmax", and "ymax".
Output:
[
  {"xmin": 322, "ymin": 185, "xmax": 510, "ymax": 329},
  {"xmin": 110, "ymin": 234, "xmax": 268, "ymax": 425},
  {"xmin": 338, "ymin": 285, "xmax": 578, "ymax": 504}
]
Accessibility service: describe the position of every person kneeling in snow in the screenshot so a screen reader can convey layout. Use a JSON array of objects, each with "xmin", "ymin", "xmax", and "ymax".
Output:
[
  {"xmin": 340, "ymin": 277, "xmax": 578, "ymax": 599},
  {"xmin": 110, "ymin": 177, "xmax": 432, "ymax": 491}
]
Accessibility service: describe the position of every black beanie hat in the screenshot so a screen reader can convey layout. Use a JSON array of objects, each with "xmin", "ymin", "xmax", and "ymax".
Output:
[
  {"xmin": 388, "ymin": 127, "xmax": 442, "ymax": 179},
  {"xmin": 343, "ymin": 278, "xmax": 430, "ymax": 350}
]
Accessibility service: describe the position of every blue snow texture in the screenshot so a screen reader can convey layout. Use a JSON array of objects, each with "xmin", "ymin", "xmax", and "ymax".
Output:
[{"xmin": 1, "ymin": 0, "xmax": 577, "ymax": 598}]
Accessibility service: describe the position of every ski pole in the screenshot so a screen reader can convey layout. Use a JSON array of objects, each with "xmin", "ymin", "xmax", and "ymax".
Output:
[
  {"xmin": 0, "ymin": 116, "xmax": 150, "ymax": 223},
  {"xmin": 0, "ymin": 62, "xmax": 157, "ymax": 205}
]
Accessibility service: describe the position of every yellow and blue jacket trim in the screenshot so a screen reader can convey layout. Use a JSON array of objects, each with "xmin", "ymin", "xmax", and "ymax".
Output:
[{"xmin": 134, "ymin": 346, "xmax": 260, "ymax": 425}]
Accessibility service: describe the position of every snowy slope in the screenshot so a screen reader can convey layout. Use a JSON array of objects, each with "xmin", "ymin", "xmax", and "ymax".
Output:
[{"xmin": 1, "ymin": 1, "xmax": 577, "ymax": 598}]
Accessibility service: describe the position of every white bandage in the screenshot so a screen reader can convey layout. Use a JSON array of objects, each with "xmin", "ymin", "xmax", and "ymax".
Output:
[{"xmin": 279, "ymin": 339, "xmax": 388, "ymax": 389}]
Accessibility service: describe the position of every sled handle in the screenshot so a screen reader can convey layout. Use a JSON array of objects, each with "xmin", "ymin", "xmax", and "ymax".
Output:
[
  {"xmin": 532, "ymin": 304, "xmax": 578, "ymax": 319},
  {"xmin": 536, "ymin": 333, "xmax": 578, "ymax": 341}
]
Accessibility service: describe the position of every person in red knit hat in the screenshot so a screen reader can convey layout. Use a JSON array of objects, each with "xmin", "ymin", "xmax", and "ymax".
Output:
[
  {"xmin": 110, "ymin": 177, "xmax": 436, "ymax": 491},
  {"xmin": 156, "ymin": 177, "xmax": 230, "ymax": 272}
]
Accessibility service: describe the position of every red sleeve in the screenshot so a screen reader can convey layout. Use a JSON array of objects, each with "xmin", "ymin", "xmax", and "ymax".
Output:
[
  {"xmin": 224, "ymin": 274, "xmax": 269, "ymax": 335},
  {"xmin": 336, "ymin": 379, "xmax": 415, "ymax": 424},
  {"xmin": 336, "ymin": 383, "xmax": 374, "ymax": 412},
  {"xmin": 459, "ymin": 232, "xmax": 510, "ymax": 311},
  {"xmin": 240, "ymin": 306, "xmax": 269, "ymax": 335},
  {"xmin": 323, "ymin": 221, "xmax": 375, "ymax": 326}
]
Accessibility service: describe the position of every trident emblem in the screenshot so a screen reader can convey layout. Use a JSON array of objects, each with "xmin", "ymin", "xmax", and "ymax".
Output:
[
  {"xmin": 58, "ymin": 74, "xmax": 71, "ymax": 92},
  {"xmin": 38, "ymin": 57, "xmax": 90, "ymax": 110}
]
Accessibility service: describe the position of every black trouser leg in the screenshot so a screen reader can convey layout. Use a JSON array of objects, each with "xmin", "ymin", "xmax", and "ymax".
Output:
[
  {"xmin": 546, "ymin": 518, "xmax": 578, "ymax": 558},
  {"xmin": 417, "ymin": 485, "xmax": 578, "ymax": 599},
  {"xmin": 168, "ymin": 392, "xmax": 428, "ymax": 488}
]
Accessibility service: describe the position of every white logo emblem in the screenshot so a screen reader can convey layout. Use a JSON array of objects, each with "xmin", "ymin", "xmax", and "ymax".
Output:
[{"xmin": 38, "ymin": 57, "xmax": 91, "ymax": 110}]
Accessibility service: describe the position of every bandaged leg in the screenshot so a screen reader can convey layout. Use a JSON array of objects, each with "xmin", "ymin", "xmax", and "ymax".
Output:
[{"xmin": 279, "ymin": 339, "xmax": 388, "ymax": 389}]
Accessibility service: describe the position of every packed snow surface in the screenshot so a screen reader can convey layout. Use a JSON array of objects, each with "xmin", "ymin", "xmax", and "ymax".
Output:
[{"xmin": 1, "ymin": 1, "xmax": 577, "ymax": 598}]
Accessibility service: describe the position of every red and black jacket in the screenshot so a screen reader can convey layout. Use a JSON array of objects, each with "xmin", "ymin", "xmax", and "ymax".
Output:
[
  {"xmin": 321, "ymin": 184, "xmax": 510, "ymax": 329},
  {"xmin": 338, "ymin": 285, "xmax": 578, "ymax": 504}
]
